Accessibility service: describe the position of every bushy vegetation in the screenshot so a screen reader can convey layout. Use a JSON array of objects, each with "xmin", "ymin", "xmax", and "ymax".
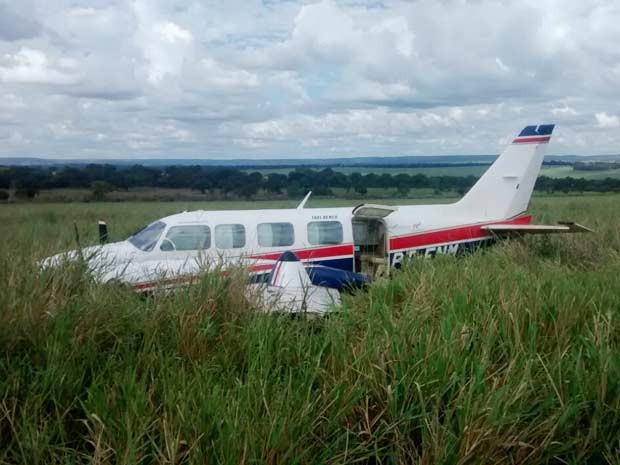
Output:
[
  {"xmin": 1, "ymin": 195, "xmax": 619, "ymax": 464},
  {"xmin": 3, "ymin": 164, "xmax": 620, "ymax": 201}
]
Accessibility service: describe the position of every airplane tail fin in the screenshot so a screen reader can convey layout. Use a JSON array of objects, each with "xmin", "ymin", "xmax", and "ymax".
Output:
[{"xmin": 454, "ymin": 124, "xmax": 555, "ymax": 220}]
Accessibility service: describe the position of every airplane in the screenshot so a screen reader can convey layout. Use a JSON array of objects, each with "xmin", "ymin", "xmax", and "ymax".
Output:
[{"xmin": 43, "ymin": 124, "xmax": 591, "ymax": 312}]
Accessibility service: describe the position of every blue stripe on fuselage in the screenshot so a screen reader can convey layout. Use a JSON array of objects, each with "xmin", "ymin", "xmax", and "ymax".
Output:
[{"xmin": 389, "ymin": 237, "xmax": 496, "ymax": 268}]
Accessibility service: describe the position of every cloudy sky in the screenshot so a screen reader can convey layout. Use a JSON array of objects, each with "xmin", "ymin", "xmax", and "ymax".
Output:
[{"xmin": 0, "ymin": 0, "xmax": 619, "ymax": 159}]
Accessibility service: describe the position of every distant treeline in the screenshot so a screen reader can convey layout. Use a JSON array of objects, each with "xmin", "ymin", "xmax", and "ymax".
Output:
[
  {"xmin": 1, "ymin": 164, "xmax": 619, "ymax": 201},
  {"xmin": 574, "ymin": 161, "xmax": 620, "ymax": 171}
]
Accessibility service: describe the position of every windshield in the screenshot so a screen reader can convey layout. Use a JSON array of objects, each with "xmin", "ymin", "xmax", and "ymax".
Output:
[{"xmin": 128, "ymin": 221, "xmax": 166, "ymax": 251}]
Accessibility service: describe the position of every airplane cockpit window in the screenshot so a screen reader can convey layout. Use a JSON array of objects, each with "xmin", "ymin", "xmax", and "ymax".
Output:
[
  {"xmin": 215, "ymin": 224, "xmax": 246, "ymax": 249},
  {"xmin": 257, "ymin": 222, "xmax": 294, "ymax": 247},
  {"xmin": 128, "ymin": 221, "xmax": 166, "ymax": 251},
  {"xmin": 307, "ymin": 221, "xmax": 343, "ymax": 245},
  {"xmin": 160, "ymin": 225, "xmax": 211, "ymax": 251}
]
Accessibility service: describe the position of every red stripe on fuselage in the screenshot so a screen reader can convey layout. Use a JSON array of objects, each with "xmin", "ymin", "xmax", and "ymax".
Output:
[
  {"xmin": 130, "ymin": 247, "xmax": 352, "ymax": 292},
  {"xmin": 512, "ymin": 136, "xmax": 550, "ymax": 144},
  {"xmin": 248, "ymin": 263, "xmax": 274, "ymax": 274},
  {"xmin": 250, "ymin": 244, "xmax": 354, "ymax": 261},
  {"xmin": 389, "ymin": 215, "xmax": 532, "ymax": 251}
]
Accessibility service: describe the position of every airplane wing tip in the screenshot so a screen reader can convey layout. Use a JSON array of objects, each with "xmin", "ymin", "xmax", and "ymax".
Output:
[{"xmin": 557, "ymin": 222, "xmax": 595, "ymax": 233}]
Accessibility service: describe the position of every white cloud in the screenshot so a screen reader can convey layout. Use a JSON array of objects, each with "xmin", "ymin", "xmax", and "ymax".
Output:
[
  {"xmin": 495, "ymin": 58, "xmax": 510, "ymax": 73},
  {"xmin": 0, "ymin": 48, "xmax": 78, "ymax": 85},
  {"xmin": 552, "ymin": 105, "xmax": 579, "ymax": 116},
  {"xmin": 199, "ymin": 58, "xmax": 258, "ymax": 89},
  {"xmin": 595, "ymin": 112, "xmax": 620, "ymax": 128},
  {"xmin": 132, "ymin": 2, "xmax": 195, "ymax": 85},
  {"xmin": 156, "ymin": 22, "xmax": 192, "ymax": 44}
]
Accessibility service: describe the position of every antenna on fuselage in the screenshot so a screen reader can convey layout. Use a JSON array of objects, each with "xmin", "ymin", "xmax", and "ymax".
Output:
[{"xmin": 296, "ymin": 191, "xmax": 312, "ymax": 210}]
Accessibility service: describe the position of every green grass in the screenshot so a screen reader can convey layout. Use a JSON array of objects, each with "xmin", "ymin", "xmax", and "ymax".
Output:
[{"xmin": 1, "ymin": 195, "xmax": 620, "ymax": 463}]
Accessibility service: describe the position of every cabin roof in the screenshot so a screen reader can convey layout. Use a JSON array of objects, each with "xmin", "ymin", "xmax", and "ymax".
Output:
[{"xmin": 159, "ymin": 206, "xmax": 355, "ymax": 225}]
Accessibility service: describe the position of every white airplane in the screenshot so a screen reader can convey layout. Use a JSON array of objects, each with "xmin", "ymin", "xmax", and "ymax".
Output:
[{"xmin": 44, "ymin": 124, "xmax": 591, "ymax": 312}]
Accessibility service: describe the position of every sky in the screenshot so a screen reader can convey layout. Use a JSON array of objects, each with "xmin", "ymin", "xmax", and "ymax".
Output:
[{"xmin": 0, "ymin": 0, "xmax": 619, "ymax": 160}]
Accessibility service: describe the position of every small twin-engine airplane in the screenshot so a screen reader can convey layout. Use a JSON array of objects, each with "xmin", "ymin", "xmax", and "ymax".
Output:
[{"xmin": 44, "ymin": 124, "xmax": 591, "ymax": 313}]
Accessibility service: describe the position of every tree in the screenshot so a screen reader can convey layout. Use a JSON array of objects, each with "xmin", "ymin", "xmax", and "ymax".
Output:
[
  {"xmin": 397, "ymin": 185, "xmax": 410, "ymax": 197},
  {"xmin": 234, "ymin": 172, "xmax": 262, "ymax": 199},
  {"xmin": 265, "ymin": 173, "xmax": 288, "ymax": 193},
  {"xmin": 394, "ymin": 173, "xmax": 411, "ymax": 196},
  {"xmin": 354, "ymin": 185, "xmax": 367, "ymax": 196},
  {"xmin": 15, "ymin": 187, "xmax": 39, "ymax": 199},
  {"xmin": 0, "ymin": 171, "xmax": 10, "ymax": 189},
  {"xmin": 91, "ymin": 181, "xmax": 113, "ymax": 201},
  {"xmin": 287, "ymin": 181, "xmax": 305, "ymax": 199}
]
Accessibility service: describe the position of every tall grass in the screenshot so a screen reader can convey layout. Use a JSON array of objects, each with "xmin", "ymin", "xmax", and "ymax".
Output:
[{"xmin": 1, "ymin": 195, "xmax": 619, "ymax": 464}]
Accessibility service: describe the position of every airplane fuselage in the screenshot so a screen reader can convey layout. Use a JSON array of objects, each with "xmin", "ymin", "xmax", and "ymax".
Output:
[{"xmin": 78, "ymin": 203, "xmax": 531, "ymax": 291}]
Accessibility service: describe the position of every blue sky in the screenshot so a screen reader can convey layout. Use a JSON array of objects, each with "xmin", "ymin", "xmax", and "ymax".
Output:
[{"xmin": 0, "ymin": 0, "xmax": 619, "ymax": 159}]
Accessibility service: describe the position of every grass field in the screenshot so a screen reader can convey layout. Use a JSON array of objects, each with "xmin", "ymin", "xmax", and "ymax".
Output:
[
  {"xmin": 540, "ymin": 166, "xmax": 620, "ymax": 179},
  {"xmin": 1, "ymin": 195, "xmax": 620, "ymax": 464}
]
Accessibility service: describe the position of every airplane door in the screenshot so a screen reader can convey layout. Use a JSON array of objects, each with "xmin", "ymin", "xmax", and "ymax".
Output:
[
  {"xmin": 352, "ymin": 219, "xmax": 389, "ymax": 277},
  {"xmin": 351, "ymin": 204, "xmax": 396, "ymax": 277}
]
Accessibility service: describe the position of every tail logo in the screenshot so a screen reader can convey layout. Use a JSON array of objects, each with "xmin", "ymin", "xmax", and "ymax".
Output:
[{"xmin": 512, "ymin": 124, "xmax": 555, "ymax": 144}]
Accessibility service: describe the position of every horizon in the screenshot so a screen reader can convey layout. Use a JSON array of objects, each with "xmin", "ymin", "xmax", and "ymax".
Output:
[{"xmin": 2, "ymin": 153, "xmax": 620, "ymax": 167}]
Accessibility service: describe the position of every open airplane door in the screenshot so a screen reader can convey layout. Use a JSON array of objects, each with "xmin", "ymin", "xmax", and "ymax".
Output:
[{"xmin": 352, "ymin": 204, "xmax": 397, "ymax": 277}]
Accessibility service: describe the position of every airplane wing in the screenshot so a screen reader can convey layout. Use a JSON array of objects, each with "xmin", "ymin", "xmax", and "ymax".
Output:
[{"xmin": 481, "ymin": 222, "xmax": 593, "ymax": 236}]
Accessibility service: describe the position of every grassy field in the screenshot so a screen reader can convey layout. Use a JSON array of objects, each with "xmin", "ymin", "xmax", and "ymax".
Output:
[
  {"xmin": 1, "ymin": 195, "xmax": 620, "ymax": 464},
  {"xmin": 540, "ymin": 166, "xmax": 620, "ymax": 179}
]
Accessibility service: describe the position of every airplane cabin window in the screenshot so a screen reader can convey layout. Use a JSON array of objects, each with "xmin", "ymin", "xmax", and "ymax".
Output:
[
  {"xmin": 257, "ymin": 222, "xmax": 294, "ymax": 247},
  {"xmin": 307, "ymin": 221, "xmax": 343, "ymax": 245},
  {"xmin": 160, "ymin": 225, "xmax": 211, "ymax": 251},
  {"xmin": 215, "ymin": 224, "xmax": 246, "ymax": 249},
  {"xmin": 128, "ymin": 221, "xmax": 166, "ymax": 251}
]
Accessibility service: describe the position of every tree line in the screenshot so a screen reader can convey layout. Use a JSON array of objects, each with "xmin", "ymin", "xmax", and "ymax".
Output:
[
  {"xmin": 574, "ymin": 161, "xmax": 620, "ymax": 171},
  {"xmin": 1, "ymin": 164, "xmax": 620, "ymax": 201}
]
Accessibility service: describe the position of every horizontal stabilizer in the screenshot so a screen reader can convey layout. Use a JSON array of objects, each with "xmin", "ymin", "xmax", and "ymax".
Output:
[{"xmin": 482, "ymin": 222, "xmax": 593, "ymax": 235}]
